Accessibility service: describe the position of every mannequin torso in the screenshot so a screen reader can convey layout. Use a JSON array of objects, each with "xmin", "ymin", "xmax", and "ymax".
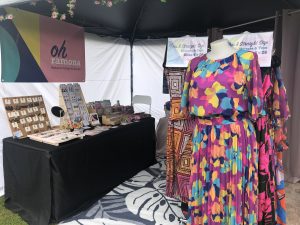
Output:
[{"xmin": 206, "ymin": 39, "xmax": 237, "ymax": 60}]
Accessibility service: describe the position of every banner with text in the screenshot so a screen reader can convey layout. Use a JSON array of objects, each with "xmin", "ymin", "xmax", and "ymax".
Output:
[
  {"xmin": 0, "ymin": 7, "xmax": 85, "ymax": 82},
  {"xmin": 166, "ymin": 36, "xmax": 208, "ymax": 67},
  {"xmin": 224, "ymin": 32, "xmax": 273, "ymax": 67}
]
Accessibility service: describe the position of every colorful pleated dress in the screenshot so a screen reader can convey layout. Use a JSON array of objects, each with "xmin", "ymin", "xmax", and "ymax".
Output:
[{"xmin": 181, "ymin": 49, "xmax": 263, "ymax": 225}]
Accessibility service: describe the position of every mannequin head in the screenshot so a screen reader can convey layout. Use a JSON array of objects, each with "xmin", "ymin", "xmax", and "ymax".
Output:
[
  {"xmin": 207, "ymin": 39, "xmax": 237, "ymax": 60},
  {"xmin": 210, "ymin": 39, "xmax": 231, "ymax": 51}
]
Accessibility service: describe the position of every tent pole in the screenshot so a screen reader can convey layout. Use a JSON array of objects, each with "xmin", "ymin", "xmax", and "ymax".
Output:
[
  {"xmin": 207, "ymin": 27, "xmax": 223, "ymax": 47},
  {"xmin": 273, "ymin": 10, "xmax": 282, "ymax": 57},
  {"xmin": 130, "ymin": 42, "xmax": 133, "ymax": 105},
  {"xmin": 129, "ymin": 0, "xmax": 146, "ymax": 105}
]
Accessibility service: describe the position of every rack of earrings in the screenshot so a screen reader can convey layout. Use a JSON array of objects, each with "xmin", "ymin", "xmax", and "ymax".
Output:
[{"xmin": 3, "ymin": 95, "xmax": 51, "ymax": 138}]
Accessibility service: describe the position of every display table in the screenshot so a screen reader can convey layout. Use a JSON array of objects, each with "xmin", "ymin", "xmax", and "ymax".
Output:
[{"xmin": 3, "ymin": 118, "xmax": 156, "ymax": 225}]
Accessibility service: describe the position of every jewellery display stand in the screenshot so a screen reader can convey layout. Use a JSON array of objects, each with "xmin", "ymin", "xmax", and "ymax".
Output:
[
  {"xmin": 27, "ymin": 129, "xmax": 84, "ymax": 146},
  {"xmin": 2, "ymin": 95, "xmax": 51, "ymax": 138},
  {"xmin": 59, "ymin": 83, "xmax": 90, "ymax": 128}
]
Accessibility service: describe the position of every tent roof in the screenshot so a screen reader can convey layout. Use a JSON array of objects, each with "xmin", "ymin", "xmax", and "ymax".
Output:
[{"xmin": 10, "ymin": 0, "xmax": 300, "ymax": 40}]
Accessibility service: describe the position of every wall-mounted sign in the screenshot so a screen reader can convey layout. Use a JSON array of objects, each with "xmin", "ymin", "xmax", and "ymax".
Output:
[
  {"xmin": 0, "ymin": 7, "xmax": 85, "ymax": 82},
  {"xmin": 166, "ymin": 36, "xmax": 208, "ymax": 68},
  {"xmin": 224, "ymin": 32, "xmax": 274, "ymax": 67}
]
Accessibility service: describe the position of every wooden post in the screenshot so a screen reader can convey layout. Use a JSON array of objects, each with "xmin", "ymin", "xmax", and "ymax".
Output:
[
  {"xmin": 207, "ymin": 27, "xmax": 223, "ymax": 49},
  {"xmin": 273, "ymin": 10, "xmax": 282, "ymax": 58}
]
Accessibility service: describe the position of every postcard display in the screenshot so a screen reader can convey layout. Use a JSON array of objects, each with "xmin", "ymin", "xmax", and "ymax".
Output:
[
  {"xmin": 59, "ymin": 83, "xmax": 90, "ymax": 127},
  {"xmin": 2, "ymin": 95, "xmax": 51, "ymax": 138}
]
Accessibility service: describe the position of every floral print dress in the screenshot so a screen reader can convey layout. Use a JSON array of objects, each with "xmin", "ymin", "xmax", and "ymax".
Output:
[
  {"xmin": 181, "ymin": 49, "xmax": 263, "ymax": 225},
  {"xmin": 256, "ymin": 66, "xmax": 290, "ymax": 225}
]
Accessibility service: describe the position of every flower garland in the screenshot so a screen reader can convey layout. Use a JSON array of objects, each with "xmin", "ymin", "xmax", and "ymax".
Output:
[
  {"xmin": 0, "ymin": 14, "xmax": 13, "ymax": 22},
  {"xmin": 30, "ymin": 0, "xmax": 168, "ymax": 21},
  {"xmin": 94, "ymin": 0, "xmax": 127, "ymax": 7}
]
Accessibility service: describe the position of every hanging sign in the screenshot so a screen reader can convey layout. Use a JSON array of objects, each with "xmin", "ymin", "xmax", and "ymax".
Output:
[
  {"xmin": 224, "ymin": 32, "xmax": 274, "ymax": 67},
  {"xmin": 166, "ymin": 36, "xmax": 208, "ymax": 67},
  {"xmin": 0, "ymin": 7, "xmax": 85, "ymax": 82}
]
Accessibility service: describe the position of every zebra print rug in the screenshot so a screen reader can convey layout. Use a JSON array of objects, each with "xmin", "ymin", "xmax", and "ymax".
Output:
[{"xmin": 60, "ymin": 159, "xmax": 185, "ymax": 225}]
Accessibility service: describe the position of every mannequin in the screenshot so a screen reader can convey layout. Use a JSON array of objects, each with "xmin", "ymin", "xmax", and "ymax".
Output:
[
  {"xmin": 181, "ymin": 36, "xmax": 263, "ymax": 224},
  {"xmin": 206, "ymin": 38, "xmax": 237, "ymax": 60}
]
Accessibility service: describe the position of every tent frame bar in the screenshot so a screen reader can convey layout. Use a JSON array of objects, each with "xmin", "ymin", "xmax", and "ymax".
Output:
[{"xmin": 221, "ymin": 9, "xmax": 300, "ymax": 31}]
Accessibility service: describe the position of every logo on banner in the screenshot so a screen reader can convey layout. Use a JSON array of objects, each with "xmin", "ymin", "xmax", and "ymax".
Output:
[
  {"xmin": 50, "ymin": 40, "xmax": 81, "ymax": 69},
  {"xmin": 224, "ymin": 32, "xmax": 274, "ymax": 67}
]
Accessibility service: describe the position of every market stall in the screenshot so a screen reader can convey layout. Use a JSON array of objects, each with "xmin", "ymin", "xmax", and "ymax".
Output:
[{"xmin": 0, "ymin": 0, "xmax": 300, "ymax": 225}]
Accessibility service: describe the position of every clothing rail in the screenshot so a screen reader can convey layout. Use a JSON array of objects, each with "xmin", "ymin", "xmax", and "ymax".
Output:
[{"xmin": 221, "ymin": 9, "xmax": 300, "ymax": 31}]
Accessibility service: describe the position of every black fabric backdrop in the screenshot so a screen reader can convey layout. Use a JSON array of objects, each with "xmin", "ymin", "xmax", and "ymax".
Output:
[{"xmin": 3, "ymin": 118, "xmax": 156, "ymax": 225}]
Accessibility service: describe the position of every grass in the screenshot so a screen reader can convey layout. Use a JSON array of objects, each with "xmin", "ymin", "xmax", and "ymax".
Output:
[{"xmin": 0, "ymin": 196, "xmax": 28, "ymax": 225}]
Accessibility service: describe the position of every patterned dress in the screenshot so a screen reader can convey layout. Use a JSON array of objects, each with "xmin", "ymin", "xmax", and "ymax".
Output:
[
  {"xmin": 256, "ymin": 74, "xmax": 276, "ymax": 225},
  {"xmin": 181, "ymin": 49, "xmax": 263, "ymax": 225},
  {"xmin": 256, "ymin": 67, "xmax": 290, "ymax": 225}
]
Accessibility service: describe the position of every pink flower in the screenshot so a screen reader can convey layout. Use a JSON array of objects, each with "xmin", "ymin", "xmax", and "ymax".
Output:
[
  {"xmin": 51, "ymin": 11, "xmax": 58, "ymax": 19},
  {"xmin": 106, "ymin": 0, "xmax": 112, "ymax": 7},
  {"xmin": 60, "ymin": 14, "xmax": 66, "ymax": 20},
  {"xmin": 47, "ymin": 0, "xmax": 53, "ymax": 3},
  {"xmin": 5, "ymin": 14, "xmax": 13, "ymax": 20},
  {"xmin": 94, "ymin": 0, "xmax": 101, "ymax": 4}
]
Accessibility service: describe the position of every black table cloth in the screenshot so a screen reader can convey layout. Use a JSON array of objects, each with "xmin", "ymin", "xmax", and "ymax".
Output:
[{"xmin": 3, "ymin": 118, "xmax": 156, "ymax": 225}]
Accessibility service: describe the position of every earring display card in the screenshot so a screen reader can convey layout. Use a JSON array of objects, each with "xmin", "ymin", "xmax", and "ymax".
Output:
[
  {"xmin": 2, "ymin": 95, "xmax": 51, "ymax": 138},
  {"xmin": 59, "ymin": 83, "xmax": 90, "ymax": 127}
]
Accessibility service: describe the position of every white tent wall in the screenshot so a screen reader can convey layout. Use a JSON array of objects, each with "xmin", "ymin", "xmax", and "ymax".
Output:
[
  {"xmin": 133, "ymin": 39, "xmax": 169, "ymax": 123},
  {"xmin": 0, "ymin": 33, "xmax": 131, "ymax": 196},
  {"xmin": 83, "ymin": 34, "xmax": 131, "ymax": 106}
]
